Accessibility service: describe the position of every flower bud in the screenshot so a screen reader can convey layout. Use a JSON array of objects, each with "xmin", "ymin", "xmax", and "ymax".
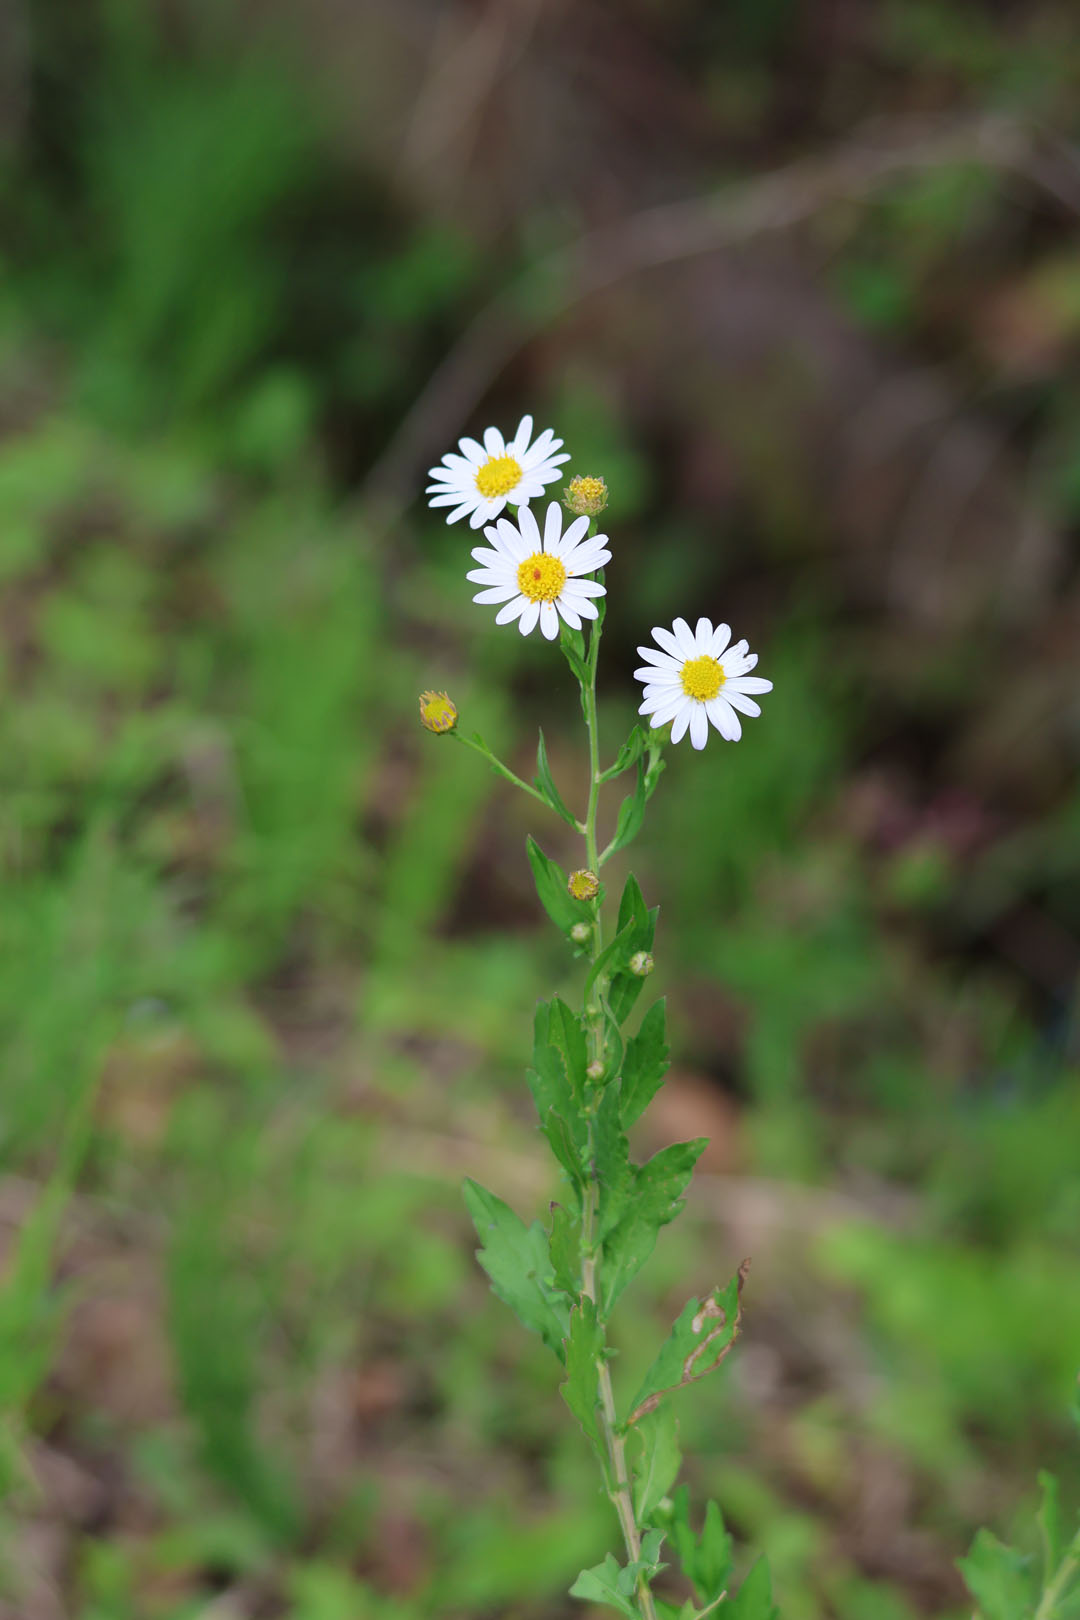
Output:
[
  {"xmin": 563, "ymin": 475, "xmax": 608, "ymax": 517},
  {"xmin": 628, "ymin": 950, "xmax": 654, "ymax": 977},
  {"xmin": 570, "ymin": 922, "xmax": 591, "ymax": 944},
  {"xmin": 567, "ymin": 868, "xmax": 600, "ymax": 902},
  {"xmin": 418, "ymin": 690, "xmax": 458, "ymax": 734},
  {"xmin": 586, "ymin": 1060, "xmax": 605, "ymax": 1082}
]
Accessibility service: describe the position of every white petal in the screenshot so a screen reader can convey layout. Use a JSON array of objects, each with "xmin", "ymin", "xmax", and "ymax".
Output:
[
  {"xmin": 494, "ymin": 518, "xmax": 530, "ymax": 563},
  {"xmin": 483, "ymin": 426, "xmax": 504, "ymax": 457},
  {"xmin": 563, "ymin": 578, "xmax": 606, "ymax": 599},
  {"xmin": 511, "ymin": 414, "xmax": 534, "ymax": 456},
  {"xmin": 470, "ymin": 500, "xmax": 503, "ymax": 529},
  {"xmin": 539, "ymin": 602, "xmax": 560, "ymax": 640},
  {"xmin": 470, "ymin": 545, "xmax": 502, "ymax": 565},
  {"xmin": 634, "ymin": 666, "xmax": 681, "ymax": 684},
  {"xmin": 562, "ymin": 514, "xmax": 591, "ymax": 549},
  {"xmin": 575, "ymin": 598, "xmax": 600, "ymax": 620},
  {"xmin": 459, "ymin": 437, "xmax": 486, "ymax": 465},
  {"xmin": 495, "ymin": 595, "xmax": 527, "ymax": 624},
  {"xmin": 695, "ymin": 617, "xmax": 713, "ymax": 647},
  {"xmin": 671, "ymin": 618, "xmax": 698, "ymax": 658},
  {"xmin": 636, "ymin": 645, "xmax": 681, "ymax": 670},
  {"xmin": 651, "ymin": 626, "xmax": 683, "ymax": 660},
  {"xmin": 472, "ymin": 584, "xmax": 519, "ymax": 604},
  {"xmin": 726, "ymin": 675, "xmax": 772, "ymax": 695},
  {"xmin": 556, "ymin": 598, "xmax": 582, "ymax": 630},
  {"xmin": 724, "ymin": 690, "xmax": 761, "ymax": 717},
  {"xmin": 516, "ymin": 506, "xmax": 541, "ymax": 552},
  {"xmin": 466, "ymin": 568, "xmax": 514, "ymax": 586},
  {"xmin": 707, "ymin": 697, "xmax": 741, "ymax": 740},
  {"xmin": 428, "ymin": 491, "xmax": 472, "ymax": 507},
  {"xmin": 446, "ymin": 502, "xmax": 475, "ymax": 525},
  {"xmin": 670, "ymin": 705, "xmax": 692, "ymax": 744},
  {"xmin": 689, "ymin": 705, "xmax": 710, "ymax": 749},
  {"xmin": 519, "ymin": 600, "xmax": 541, "ymax": 636},
  {"xmin": 708, "ymin": 623, "xmax": 732, "ymax": 658},
  {"xmin": 542, "ymin": 501, "xmax": 563, "ymax": 554}
]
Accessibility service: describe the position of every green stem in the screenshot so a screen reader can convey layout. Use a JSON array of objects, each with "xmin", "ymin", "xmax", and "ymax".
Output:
[
  {"xmin": 452, "ymin": 731, "xmax": 585, "ymax": 830},
  {"xmin": 1035, "ymin": 1527, "xmax": 1080, "ymax": 1620},
  {"xmin": 577, "ymin": 610, "xmax": 658, "ymax": 1620}
]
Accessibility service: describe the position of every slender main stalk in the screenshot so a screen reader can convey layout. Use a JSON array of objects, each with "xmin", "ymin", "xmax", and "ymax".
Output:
[
  {"xmin": 1034, "ymin": 1528, "xmax": 1080, "ymax": 1620},
  {"xmin": 578, "ymin": 610, "xmax": 659, "ymax": 1620}
]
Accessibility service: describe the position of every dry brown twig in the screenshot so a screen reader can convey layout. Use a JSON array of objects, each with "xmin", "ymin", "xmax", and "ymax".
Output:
[{"xmin": 362, "ymin": 113, "xmax": 1076, "ymax": 526}]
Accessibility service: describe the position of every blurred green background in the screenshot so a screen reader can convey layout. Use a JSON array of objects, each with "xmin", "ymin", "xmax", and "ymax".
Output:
[{"xmin": 1, "ymin": 2, "xmax": 1079, "ymax": 1616}]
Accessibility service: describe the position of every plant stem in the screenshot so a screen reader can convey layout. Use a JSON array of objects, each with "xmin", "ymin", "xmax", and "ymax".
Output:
[
  {"xmin": 452, "ymin": 730, "xmax": 586, "ymax": 830},
  {"xmin": 578, "ymin": 611, "xmax": 659, "ymax": 1620},
  {"xmin": 1035, "ymin": 1527, "xmax": 1080, "ymax": 1620}
]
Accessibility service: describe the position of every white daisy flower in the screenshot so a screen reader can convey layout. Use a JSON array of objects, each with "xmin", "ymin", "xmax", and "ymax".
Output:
[
  {"xmin": 635, "ymin": 617, "xmax": 772, "ymax": 749},
  {"xmin": 426, "ymin": 415, "xmax": 570, "ymax": 529},
  {"xmin": 466, "ymin": 501, "xmax": 610, "ymax": 641}
]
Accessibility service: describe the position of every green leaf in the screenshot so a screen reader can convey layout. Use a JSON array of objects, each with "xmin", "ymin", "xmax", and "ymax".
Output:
[
  {"xmin": 561, "ymin": 1296, "xmax": 604, "ymax": 1456},
  {"xmin": 600, "ymin": 725, "xmax": 647, "ymax": 784},
  {"xmin": 667, "ymin": 1491, "xmax": 734, "ymax": 1607},
  {"xmin": 621, "ymin": 999, "xmax": 671, "ymax": 1128},
  {"xmin": 602, "ymin": 1139, "xmax": 707, "ymax": 1312},
  {"xmin": 607, "ymin": 761, "xmax": 647, "ymax": 858},
  {"xmin": 617, "ymin": 872, "xmax": 649, "ymax": 936},
  {"xmin": 632, "ymin": 1403, "xmax": 681, "ymax": 1525},
  {"xmin": 548, "ymin": 1202, "xmax": 579, "ymax": 1296},
  {"xmin": 571, "ymin": 1535, "xmax": 667, "ymax": 1618},
  {"xmin": 560, "ymin": 624, "xmax": 590, "ymax": 686},
  {"xmin": 529, "ymin": 1002, "xmax": 586, "ymax": 1186},
  {"xmin": 1037, "ymin": 1472, "xmax": 1063, "ymax": 1585},
  {"xmin": 535, "ymin": 728, "xmax": 579, "ymax": 828},
  {"xmin": 570, "ymin": 1556, "xmax": 640, "ymax": 1619},
  {"xmin": 525, "ymin": 835, "xmax": 592, "ymax": 935},
  {"xmin": 958, "ymin": 1529, "xmax": 1035, "ymax": 1620},
  {"xmin": 627, "ymin": 1269, "xmax": 746, "ymax": 1424},
  {"xmin": 729, "ymin": 1557, "xmax": 777, "ymax": 1620},
  {"xmin": 594, "ymin": 1085, "xmax": 633, "ymax": 1241},
  {"xmin": 463, "ymin": 1180, "xmax": 571, "ymax": 1359},
  {"xmin": 546, "ymin": 996, "xmax": 589, "ymax": 1100}
]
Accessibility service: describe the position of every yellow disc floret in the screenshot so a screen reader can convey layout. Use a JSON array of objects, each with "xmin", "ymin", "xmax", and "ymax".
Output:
[
  {"xmin": 418, "ymin": 690, "xmax": 458, "ymax": 733},
  {"xmin": 516, "ymin": 551, "xmax": 567, "ymax": 603},
  {"xmin": 680, "ymin": 655, "xmax": 725, "ymax": 702},
  {"xmin": 475, "ymin": 454, "xmax": 523, "ymax": 499}
]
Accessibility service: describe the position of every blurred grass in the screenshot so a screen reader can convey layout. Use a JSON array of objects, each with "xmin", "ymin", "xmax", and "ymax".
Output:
[{"xmin": 0, "ymin": 4, "xmax": 1078, "ymax": 1618}]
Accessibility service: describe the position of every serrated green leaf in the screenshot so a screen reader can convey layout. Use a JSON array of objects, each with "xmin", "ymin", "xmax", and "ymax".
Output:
[
  {"xmin": 608, "ymin": 761, "xmax": 647, "ymax": 858},
  {"xmin": 729, "ymin": 1557, "xmax": 777, "ymax": 1620},
  {"xmin": 463, "ymin": 1180, "xmax": 571, "ymax": 1358},
  {"xmin": 627, "ymin": 1269, "xmax": 745, "ymax": 1424},
  {"xmin": 561, "ymin": 1296, "xmax": 604, "ymax": 1456},
  {"xmin": 535, "ymin": 728, "xmax": 579, "ymax": 828},
  {"xmin": 595, "ymin": 1085, "xmax": 633, "ymax": 1241},
  {"xmin": 570, "ymin": 1556, "xmax": 640, "ymax": 1619},
  {"xmin": 602, "ymin": 1139, "xmax": 707, "ymax": 1312},
  {"xmin": 958, "ymin": 1529, "xmax": 1035, "ymax": 1620},
  {"xmin": 548, "ymin": 1203, "xmax": 578, "ymax": 1295},
  {"xmin": 632, "ymin": 1404, "xmax": 681, "ymax": 1525},
  {"xmin": 621, "ymin": 999, "xmax": 671, "ymax": 1128},
  {"xmin": 664, "ymin": 1486, "xmax": 734, "ymax": 1606},
  {"xmin": 547, "ymin": 996, "xmax": 589, "ymax": 1100},
  {"xmin": 526, "ymin": 835, "xmax": 592, "ymax": 935}
]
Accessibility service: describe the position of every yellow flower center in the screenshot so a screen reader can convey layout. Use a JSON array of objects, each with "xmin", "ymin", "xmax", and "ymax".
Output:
[
  {"xmin": 516, "ymin": 551, "xmax": 567, "ymax": 603},
  {"xmin": 680, "ymin": 654, "xmax": 725, "ymax": 702},
  {"xmin": 475, "ymin": 454, "xmax": 523, "ymax": 499}
]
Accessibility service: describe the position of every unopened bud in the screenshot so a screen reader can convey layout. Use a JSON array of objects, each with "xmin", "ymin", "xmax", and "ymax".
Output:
[
  {"xmin": 570, "ymin": 922, "xmax": 591, "ymax": 944},
  {"xmin": 586, "ymin": 1060, "xmax": 605, "ymax": 1081},
  {"xmin": 563, "ymin": 475, "xmax": 608, "ymax": 517},
  {"xmin": 567, "ymin": 868, "xmax": 600, "ymax": 901},
  {"xmin": 418, "ymin": 690, "xmax": 458, "ymax": 734},
  {"xmin": 628, "ymin": 950, "xmax": 654, "ymax": 977}
]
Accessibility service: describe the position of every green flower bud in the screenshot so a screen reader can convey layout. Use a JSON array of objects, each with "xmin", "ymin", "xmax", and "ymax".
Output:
[
  {"xmin": 628, "ymin": 950, "xmax": 654, "ymax": 977},
  {"xmin": 418, "ymin": 690, "xmax": 458, "ymax": 734},
  {"xmin": 570, "ymin": 922, "xmax": 592, "ymax": 944},
  {"xmin": 568, "ymin": 869, "xmax": 600, "ymax": 901},
  {"xmin": 563, "ymin": 475, "xmax": 608, "ymax": 517},
  {"xmin": 586, "ymin": 1060, "xmax": 605, "ymax": 1081}
]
